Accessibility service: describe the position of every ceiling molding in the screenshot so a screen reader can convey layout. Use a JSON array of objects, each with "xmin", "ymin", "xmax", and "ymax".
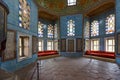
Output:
[
  {"xmin": 35, "ymin": 0, "xmax": 112, "ymax": 15},
  {"xmin": 38, "ymin": 10, "xmax": 59, "ymax": 21},
  {"xmin": 34, "ymin": 0, "xmax": 115, "ymax": 17},
  {"xmin": 85, "ymin": 0, "xmax": 115, "ymax": 17}
]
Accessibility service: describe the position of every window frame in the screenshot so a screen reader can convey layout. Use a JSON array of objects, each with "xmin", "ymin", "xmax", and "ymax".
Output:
[
  {"xmin": 91, "ymin": 20, "xmax": 99, "ymax": 37},
  {"xmin": 19, "ymin": 0, "xmax": 30, "ymax": 29},
  {"xmin": 19, "ymin": 36, "xmax": 29, "ymax": 57},
  {"xmin": 105, "ymin": 37, "xmax": 115, "ymax": 52},
  {"xmin": 38, "ymin": 21, "xmax": 44, "ymax": 37},
  {"xmin": 84, "ymin": 21, "xmax": 90, "ymax": 38},
  {"xmin": 47, "ymin": 40, "xmax": 53, "ymax": 50},
  {"xmin": 48, "ymin": 24, "xmax": 54, "ymax": 38},
  {"xmin": 85, "ymin": 39, "xmax": 90, "ymax": 51},
  {"xmin": 67, "ymin": 19, "xmax": 75, "ymax": 36},
  {"xmin": 18, "ymin": 32, "xmax": 32, "ymax": 61},
  {"xmin": 38, "ymin": 39, "xmax": 43, "ymax": 51},
  {"xmin": 91, "ymin": 39, "xmax": 100, "ymax": 51},
  {"xmin": 105, "ymin": 14, "xmax": 115, "ymax": 34},
  {"xmin": 54, "ymin": 40, "xmax": 58, "ymax": 51}
]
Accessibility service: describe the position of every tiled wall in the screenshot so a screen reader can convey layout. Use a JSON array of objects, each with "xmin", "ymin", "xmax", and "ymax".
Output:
[
  {"xmin": 60, "ymin": 14, "xmax": 83, "ymax": 57},
  {"xmin": 115, "ymin": 0, "xmax": 120, "ymax": 64},
  {"xmin": 89, "ymin": 9, "xmax": 115, "ymax": 51},
  {"xmin": 60, "ymin": 14, "xmax": 83, "ymax": 38},
  {"xmin": 0, "ymin": 0, "xmax": 38, "ymax": 72},
  {"xmin": 38, "ymin": 18, "xmax": 56, "ymax": 51}
]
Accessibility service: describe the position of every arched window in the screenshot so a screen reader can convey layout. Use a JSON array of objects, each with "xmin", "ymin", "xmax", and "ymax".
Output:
[
  {"xmin": 38, "ymin": 21, "xmax": 43, "ymax": 37},
  {"xmin": 91, "ymin": 20, "xmax": 99, "ymax": 36},
  {"xmin": 84, "ymin": 21, "xmax": 90, "ymax": 38},
  {"xmin": 106, "ymin": 14, "xmax": 115, "ymax": 34},
  {"xmin": 19, "ymin": 0, "xmax": 30, "ymax": 29},
  {"xmin": 48, "ymin": 24, "xmax": 54, "ymax": 38},
  {"xmin": 67, "ymin": 20, "xmax": 75, "ymax": 36},
  {"xmin": 54, "ymin": 24, "xmax": 58, "ymax": 38}
]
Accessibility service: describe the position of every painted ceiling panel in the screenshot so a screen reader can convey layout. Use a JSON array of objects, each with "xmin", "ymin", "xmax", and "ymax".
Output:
[{"xmin": 35, "ymin": 0, "xmax": 113, "ymax": 15}]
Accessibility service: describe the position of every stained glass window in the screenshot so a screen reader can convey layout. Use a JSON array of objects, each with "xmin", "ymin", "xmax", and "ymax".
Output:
[
  {"xmin": 106, "ymin": 14, "xmax": 115, "ymax": 34},
  {"xmin": 38, "ymin": 21, "xmax": 43, "ymax": 37},
  {"xmin": 54, "ymin": 24, "xmax": 58, "ymax": 38},
  {"xmin": 84, "ymin": 21, "xmax": 90, "ymax": 38},
  {"xmin": 67, "ymin": 0, "xmax": 76, "ymax": 6},
  {"xmin": 67, "ymin": 20, "xmax": 75, "ymax": 36},
  {"xmin": 19, "ymin": 0, "xmax": 30, "ymax": 29},
  {"xmin": 48, "ymin": 24, "xmax": 54, "ymax": 38},
  {"xmin": 91, "ymin": 20, "xmax": 99, "ymax": 36}
]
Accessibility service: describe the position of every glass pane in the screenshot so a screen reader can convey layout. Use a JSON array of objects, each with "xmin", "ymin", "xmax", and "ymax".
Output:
[
  {"xmin": 24, "ymin": 37, "xmax": 29, "ymax": 56},
  {"xmin": 94, "ymin": 46, "xmax": 97, "ymax": 50},
  {"xmin": 39, "ymin": 41, "xmax": 42, "ymax": 45},
  {"xmin": 47, "ymin": 41, "xmax": 53, "ymax": 50},
  {"xmin": 19, "ymin": 48, "xmax": 22, "ymax": 56},
  {"xmin": 39, "ymin": 47, "xmax": 42, "ymax": 51},
  {"xmin": 85, "ymin": 40, "xmax": 89, "ymax": 50},
  {"xmin": 55, "ymin": 42, "xmax": 58, "ymax": 50},
  {"xmin": 108, "ymin": 46, "xmax": 113, "ymax": 52},
  {"xmin": 97, "ymin": 41, "xmax": 99, "ymax": 45},
  {"xmin": 113, "ymin": 39, "xmax": 115, "ymax": 45},
  {"xmin": 94, "ymin": 41, "xmax": 96, "ymax": 45},
  {"xmin": 38, "ymin": 40, "xmax": 43, "ymax": 51},
  {"xmin": 106, "ymin": 38, "xmax": 115, "ymax": 52},
  {"xmin": 108, "ymin": 40, "xmax": 112, "ymax": 45},
  {"xmin": 47, "ymin": 47, "xmax": 51, "ymax": 50},
  {"xmin": 112, "ymin": 46, "xmax": 115, "ymax": 52},
  {"xmin": 24, "ymin": 38, "xmax": 29, "ymax": 46},
  {"xmin": 91, "ymin": 40, "xmax": 99, "ymax": 51},
  {"xmin": 24, "ymin": 46, "xmax": 28, "ymax": 55},
  {"xmin": 19, "ymin": 38, "xmax": 22, "ymax": 46},
  {"xmin": 48, "ymin": 42, "xmax": 51, "ymax": 45}
]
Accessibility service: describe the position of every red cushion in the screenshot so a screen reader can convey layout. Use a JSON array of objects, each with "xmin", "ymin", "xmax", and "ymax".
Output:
[
  {"xmin": 85, "ymin": 50, "xmax": 115, "ymax": 59},
  {"xmin": 38, "ymin": 50, "xmax": 58, "ymax": 57}
]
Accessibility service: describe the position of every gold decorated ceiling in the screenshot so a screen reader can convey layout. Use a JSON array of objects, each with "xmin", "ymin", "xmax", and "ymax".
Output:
[{"xmin": 34, "ymin": 0, "xmax": 115, "ymax": 20}]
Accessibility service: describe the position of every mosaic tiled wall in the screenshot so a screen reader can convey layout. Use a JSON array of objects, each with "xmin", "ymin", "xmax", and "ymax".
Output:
[{"xmin": 0, "ymin": 0, "xmax": 38, "ymax": 72}]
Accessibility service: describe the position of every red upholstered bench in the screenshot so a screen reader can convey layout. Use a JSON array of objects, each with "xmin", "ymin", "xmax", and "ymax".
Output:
[
  {"xmin": 38, "ymin": 50, "xmax": 58, "ymax": 57},
  {"xmin": 85, "ymin": 50, "xmax": 115, "ymax": 59}
]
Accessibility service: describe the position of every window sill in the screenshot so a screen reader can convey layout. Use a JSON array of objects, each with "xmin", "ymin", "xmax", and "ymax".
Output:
[{"xmin": 18, "ymin": 56, "xmax": 30, "ymax": 62}]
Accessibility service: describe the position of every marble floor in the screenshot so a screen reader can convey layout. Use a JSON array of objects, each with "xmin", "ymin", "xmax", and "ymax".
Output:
[
  {"xmin": 1, "ymin": 57, "xmax": 120, "ymax": 80},
  {"xmin": 31, "ymin": 57, "xmax": 120, "ymax": 80}
]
